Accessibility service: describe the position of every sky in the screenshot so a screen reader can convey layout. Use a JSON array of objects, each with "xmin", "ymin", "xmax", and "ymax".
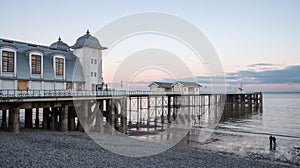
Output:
[{"xmin": 1, "ymin": 0, "xmax": 300, "ymax": 92}]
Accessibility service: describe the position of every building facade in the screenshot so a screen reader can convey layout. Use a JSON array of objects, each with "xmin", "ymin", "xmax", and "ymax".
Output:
[
  {"xmin": 149, "ymin": 81, "xmax": 202, "ymax": 94},
  {"xmin": 72, "ymin": 30, "xmax": 107, "ymax": 90},
  {"xmin": 0, "ymin": 30, "xmax": 106, "ymax": 91},
  {"xmin": 148, "ymin": 82, "xmax": 173, "ymax": 92},
  {"xmin": 171, "ymin": 81, "xmax": 201, "ymax": 94}
]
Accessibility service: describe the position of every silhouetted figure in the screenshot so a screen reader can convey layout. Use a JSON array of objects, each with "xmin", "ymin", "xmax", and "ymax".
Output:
[
  {"xmin": 269, "ymin": 135, "xmax": 273, "ymax": 150},
  {"xmin": 272, "ymin": 136, "xmax": 277, "ymax": 150}
]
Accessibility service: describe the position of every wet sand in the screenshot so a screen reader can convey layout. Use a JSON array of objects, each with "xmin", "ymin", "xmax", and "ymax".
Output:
[
  {"xmin": 0, "ymin": 128, "xmax": 295, "ymax": 167},
  {"xmin": 180, "ymin": 128, "xmax": 300, "ymax": 167}
]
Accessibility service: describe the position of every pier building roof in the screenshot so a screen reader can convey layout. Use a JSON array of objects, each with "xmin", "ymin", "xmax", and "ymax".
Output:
[
  {"xmin": 173, "ymin": 81, "xmax": 202, "ymax": 87},
  {"xmin": 50, "ymin": 37, "xmax": 70, "ymax": 51},
  {"xmin": 72, "ymin": 30, "xmax": 107, "ymax": 50},
  {"xmin": 149, "ymin": 82, "xmax": 173, "ymax": 88}
]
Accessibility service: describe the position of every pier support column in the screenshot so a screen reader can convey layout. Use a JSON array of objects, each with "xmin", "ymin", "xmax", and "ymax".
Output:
[
  {"xmin": 24, "ymin": 109, "xmax": 32, "ymax": 128},
  {"xmin": 108, "ymin": 99, "xmax": 116, "ymax": 135},
  {"xmin": 120, "ymin": 97, "xmax": 127, "ymax": 134},
  {"xmin": 254, "ymin": 94, "xmax": 259, "ymax": 109},
  {"xmin": 147, "ymin": 97, "xmax": 150, "ymax": 127},
  {"xmin": 95, "ymin": 101, "xmax": 104, "ymax": 133},
  {"xmin": 43, "ymin": 108, "xmax": 50, "ymax": 129},
  {"xmin": 1, "ymin": 110, "xmax": 7, "ymax": 130},
  {"xmin": 51, "ymin": 108, "xmax": 56, "ymax": 131},
  {"xmin": 137, "ymin": 97, "xmax": 140, "ymax": 128},
  {"xmin": 35, "ymin": 108, "xmax": 39, "ymax": 128},
  {"xmin": 241, "ymin": 95, "xmax": 245, "ymax": 112},
  {"xmin": 68, "ymin": 107, "xmax": 76, "ymax": 131},
  {"xmin": 60, "ymin": 105, "xmax": 68, "ymax": 132},
  {"xmin": 259, "ymin": 93, "xmax": 263, "ymax": 112},
  {"xmin": 114, "ymin": 100, "xmax": 119, "ymax": 130},
  {"xmin": 128, "ymin": 97, "xmax": 132, "ymax": 127},
  {"xmin": 154, "ymin": 96, "xmax": 157, "ymax": 128},
  {"xmin": 167, "ymin": 96, "xmax": 171, "ymax": 123},
  {"xmin": 9, "ymin": 108, "xmax": 20, "ymax": 133},
  {"xmin": 161, "ymin": 96, "xmax": 164, "ymax": 124},
  {"xmin": 78, "ymin": 101, "xmax": 89, "ymax": 132}
]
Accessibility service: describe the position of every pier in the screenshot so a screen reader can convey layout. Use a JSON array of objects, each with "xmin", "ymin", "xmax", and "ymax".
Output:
[{"xmin": 0, "ymin": 90, "xmax": 263, "ymax": 133}]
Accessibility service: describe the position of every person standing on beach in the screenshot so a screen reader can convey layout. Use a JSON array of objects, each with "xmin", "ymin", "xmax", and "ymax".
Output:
[
  {"xmin": 269, "ymin": 135, "xmax": 273, "ymax": 150},
  {"xmin": 272, "ymin": 136, "xmax": 277, "ymax": 150}
]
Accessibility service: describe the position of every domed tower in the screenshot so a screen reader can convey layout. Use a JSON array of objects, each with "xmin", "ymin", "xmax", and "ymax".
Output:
[
  {"xmin": 50, "ymin": 37, "xmax": 70, "ymax": 51},
  {"xmin": 72, "ymin": 30, "xmax": 107, "ymax": 90}
]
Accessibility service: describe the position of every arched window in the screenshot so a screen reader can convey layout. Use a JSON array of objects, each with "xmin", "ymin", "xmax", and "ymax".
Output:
[
  {"xmin": 29, "ymin": 51, "xmax": 43, "ymax": 77},
  {"xmin": 0, "ymin": 47, "xmax": 17, "ymax": 76}
]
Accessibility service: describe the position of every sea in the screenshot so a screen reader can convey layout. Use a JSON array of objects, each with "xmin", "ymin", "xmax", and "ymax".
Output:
[
  {"xmin": 217, "ymin": 92, "xmax": 300, "ymax": 138},
  {"xmin": 0, "ymin": 92, "xmax": 299, "ymax": 139}
]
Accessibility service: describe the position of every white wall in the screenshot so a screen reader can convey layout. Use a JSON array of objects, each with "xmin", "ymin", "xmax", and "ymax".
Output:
[
  {"xmin": 30, "ymin": 81, "xmax": 42, "ymax": 90},
  {"xmin": 73, "ymin": 47, "xmax": 103, "ymax": 90},
  {"xmin": 1, "ymin": 80, "xmax": 15, "ymax": 89},
  {"xmin": 44, "ymin": 82, "xmax": 54, "ymax": 90},
  {"xmin": 55, "ymin": 82, "xmax": 64, "ymax": 90}
]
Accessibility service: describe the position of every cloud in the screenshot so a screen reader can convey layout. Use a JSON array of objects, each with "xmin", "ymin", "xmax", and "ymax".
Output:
[
  {"xmin": 247, "ymin": 63, "xmax": 278, "ymax": 67},
  {"xmin": 226, "ymin": 65, "xmax": 300, "ymax": 85},
  {"xmin": 245, "ymin": 63, "xmax": 283, "ymax": 72},
  {"xmin": 107, "ymin": 64, "xmax": 300, "ymax": 90}
]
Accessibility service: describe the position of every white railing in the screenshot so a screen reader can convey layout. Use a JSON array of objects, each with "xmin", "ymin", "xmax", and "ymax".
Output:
[
  {"xmin": 0, "ymin": 89, "xmax": 182, "ymax": 98},
  {"xmin": 0, "ymin": 89, "xmax": 261, "ymax": 99}
]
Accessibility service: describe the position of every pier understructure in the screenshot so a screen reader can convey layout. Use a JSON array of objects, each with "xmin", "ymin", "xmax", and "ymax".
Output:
[{"xmin": 0, "ymin": 90, "xmax": 263, "ymax": 133}]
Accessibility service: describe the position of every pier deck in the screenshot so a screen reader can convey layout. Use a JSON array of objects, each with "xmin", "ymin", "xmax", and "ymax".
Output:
[{"xmin": 0, "ymin": 90, "xmax": 263, "ymax": 133}]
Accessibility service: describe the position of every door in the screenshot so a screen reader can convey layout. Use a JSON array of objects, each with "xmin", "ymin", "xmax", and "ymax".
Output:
[
  {"xmin": 91, "ymin": 84, "xmax": 96, "ymax": 91},
  {"xmin": 18, "ymin": 80, "xmax": 28, "ymax": 91}
]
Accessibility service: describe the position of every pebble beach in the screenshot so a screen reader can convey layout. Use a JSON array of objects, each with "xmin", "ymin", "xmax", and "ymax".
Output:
[{"xmin": 0, "ymin": 129, "xmax": 295, "ymax": 167}]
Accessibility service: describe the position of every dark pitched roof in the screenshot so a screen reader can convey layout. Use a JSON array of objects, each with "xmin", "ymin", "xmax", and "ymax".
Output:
[
  {"xmin": 149, "ymin": 81, "xmax": 173, "ymax": 88},
  {"xmin": 173, "ymin": 81, "xmax": 202, "ymax": 87}
]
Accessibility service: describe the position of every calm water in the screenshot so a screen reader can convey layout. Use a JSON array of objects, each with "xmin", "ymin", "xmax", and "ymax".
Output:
[
  {"xmin": 1, "ymin": 92, "xmax": 299, "ymax": 138},
  {"xmin": 218, "ymin": 92, "xmax": 300, "ymax": 137}
]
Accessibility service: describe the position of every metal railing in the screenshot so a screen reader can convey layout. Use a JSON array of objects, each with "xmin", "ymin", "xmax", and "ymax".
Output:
[
  {"xmin": 0, "ymin": 89, "xmax": 183, "ymax": 99},
  {"xmin": 0, "ymin": 89, "xmax": 261, "ymax": 99}
]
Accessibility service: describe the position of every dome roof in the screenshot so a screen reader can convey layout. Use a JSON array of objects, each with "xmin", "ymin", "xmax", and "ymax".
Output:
[
  {"xmin": 50, "ymin": 37, "xmax": 70, "ymax": 51},
  {"xmin": 72, "ymin": 30, "xmax": 106, "ymax": 50}
]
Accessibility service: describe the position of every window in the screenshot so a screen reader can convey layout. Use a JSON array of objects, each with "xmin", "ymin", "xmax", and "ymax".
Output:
[
  {"xmin": 91, "ymin": 72, "xmax": 93, "ymax": 77},
  {"xmin": 76, "ymin": 83, "xmax": 82, "ymax": 91},
  {"xmin": 66, "ymin": 82, "xmax": 72, "ymax": 89},
  {"xmin": 91, "ymin": 58, "xmax": 97, "ymax": 64},
  {"xmin": 31, "ymin": 55, "xmax": 41, "ymax": 74},
  {"xmin": 94, "ymin": 72, "xmax": 96, "ymax": 77},
  {"xmin": 2, "ymin": 51, "xmax": 14, "ymax": 72},
  {"xmin": 55, "ymin": 57, "xmax": 64, "ymax": 76}
]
